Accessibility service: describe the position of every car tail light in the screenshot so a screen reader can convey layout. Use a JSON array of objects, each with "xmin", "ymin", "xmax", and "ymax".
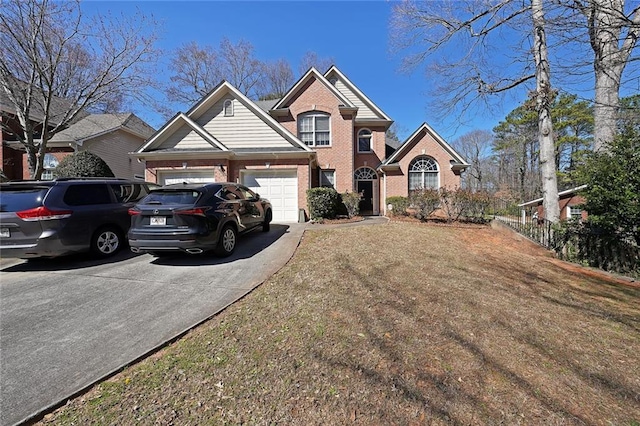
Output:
[
  {"xmin": 128, "ymin": 208, "xmax": 141, "ymax": 216},
  {"xmin": 175, "ymin": 207, "xmax": 209, "ymax": 216},
  {"xmin": 16, "ymin": 206, "xmax": 72, "ymax": 221}
]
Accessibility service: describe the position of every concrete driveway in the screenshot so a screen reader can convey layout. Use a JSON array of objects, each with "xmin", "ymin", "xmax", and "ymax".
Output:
[{"xmin": 0, "ymin": 223, "xmax": 305, "ymax": 426}]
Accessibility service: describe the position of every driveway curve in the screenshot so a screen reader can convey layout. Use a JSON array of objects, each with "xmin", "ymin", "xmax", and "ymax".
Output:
[{"xmin": 0, "ymin": 223, "xmax": 305, "ymax": 426}]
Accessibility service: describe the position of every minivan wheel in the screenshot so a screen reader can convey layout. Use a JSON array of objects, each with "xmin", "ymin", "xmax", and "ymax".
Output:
[
  {"xmin": 91, "ymin": 227, "xmax": 122, "ymax": 257},
  {"xmin": 215, "ymin": 224, "xmax": 237, "ymax": 257}
]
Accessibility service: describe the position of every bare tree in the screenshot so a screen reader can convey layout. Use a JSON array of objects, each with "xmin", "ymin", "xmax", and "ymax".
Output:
[
  {"xmin": 0, "ymin": 0, "xmax": 159, "ymax": 179},
  {"xmin": 219, "ymin": 38, "xmax": 263, "ymax": 98},
  {"xmin": 298, "ymin": 51, "xmax": 335, "ymax": 75},
  {"xmin": 573, "ymin": 0, "xmax": 640, "ymax": 150},
  {"xmin": 391, "ymin": 0, "xmax": 561, "ymax": 221},
  {"xmin": 532, "ymin": 0, "xmax": 560, "ymax": 222},
  {"xmin": 452, "ymin": 130, "xmax": 494, "ymax": 191},
  {"xmin": 167, "ymin": 41, "xmax": 221, "ymax": 105},
  {"xmin": 258, "ymin": 59, "xmax": 295, "ymax": 100},
  {"xmin": 167, "ymin": 38, "xmax": 264, "ymax": 105}
]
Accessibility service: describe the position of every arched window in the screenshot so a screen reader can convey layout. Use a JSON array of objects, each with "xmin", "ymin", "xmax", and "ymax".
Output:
[
  {"xmin": 298, "ymin": 112, "xmax": 330, "ymax": 146},
  {"xmin": 354, "ymin": 167, "xmax": 377, "ymax": 180},
  {"xmin": 357, "ymin": 129, "xmax": 372, "ymax": 152},
  {"xmin": 223, "ymin": 99, "xmax": 234, "ymax": 117},
  {"xmin": 409, "ymin": 156, "xmax": 439, "ymax": 191}
]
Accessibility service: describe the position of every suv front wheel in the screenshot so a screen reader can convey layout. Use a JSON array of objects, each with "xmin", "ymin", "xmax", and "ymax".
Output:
[{"xmin": 91, "ymin": 226, "xmax": 123, "ymax": 257}]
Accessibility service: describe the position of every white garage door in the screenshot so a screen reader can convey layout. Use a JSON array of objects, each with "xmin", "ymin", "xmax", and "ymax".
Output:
[
  {"xmin": 158, "ymin": 170, "xmax": 216, "ymax": 185},
  {"xmin": 242, "ymin": 170, "xmax": 298, "ymax": 222}
]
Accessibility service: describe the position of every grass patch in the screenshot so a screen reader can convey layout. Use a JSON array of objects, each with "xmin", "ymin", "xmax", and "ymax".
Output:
[{"xmin": 40, "ymin": 223, "xmax": 640, "ymax": 425}]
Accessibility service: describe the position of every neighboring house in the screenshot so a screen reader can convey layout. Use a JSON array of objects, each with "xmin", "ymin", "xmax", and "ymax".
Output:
[
  {"xmin": 44, "ymin": 114, "xmax": 155, "ymax": 180},
  {"xmin": 1, "ymin": 92, "xmax": 155, "ymax": 180},
  {"xmin": 519, "ymin": 185, "xmax": 588, "ymax": 221},
  {"xmin": 133, "ymin": 66, "xmax": 469, "ymax": 221}
]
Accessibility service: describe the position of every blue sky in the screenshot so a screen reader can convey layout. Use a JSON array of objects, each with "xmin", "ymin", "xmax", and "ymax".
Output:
[{"xmin": 80, "ymin": 1, "xmax": 612, "ymax": 142}]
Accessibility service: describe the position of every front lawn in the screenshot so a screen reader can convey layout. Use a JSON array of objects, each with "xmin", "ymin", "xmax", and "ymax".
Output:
[{"xmin": 41, "ymin": 222, "xmax": 640, "ymax": 425}]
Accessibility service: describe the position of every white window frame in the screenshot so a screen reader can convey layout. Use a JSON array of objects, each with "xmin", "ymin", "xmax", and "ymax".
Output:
[
  {"xmin": 568, "ymin": 205, "xmax": 582, "ymax": 219},
  {"xmin": 298, "ymin": 112, "xmax": 331, "ymax": 147},
  {"xmin": 319, "ymin": 169, "xmax": 335, "ymax": 188},
  {"xmin": 224, "ymin": 99, "xmax": 234, "ymax": 117},
  {"xmin": 357, "ymin": 128, "xmax": 372, "ymax": 153},
  {"xmin": 41, "ymin": 153, "xmax": 59, "ymax": 181},
  {"xmin": 408, "ymin": 156, "xmax": 439, "ymax": 191}
]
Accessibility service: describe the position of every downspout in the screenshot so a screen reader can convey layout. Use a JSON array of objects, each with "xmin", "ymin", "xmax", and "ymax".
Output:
[{"xmin": 381, "ymin": 169, "xmax": 387, "ymax": 216}]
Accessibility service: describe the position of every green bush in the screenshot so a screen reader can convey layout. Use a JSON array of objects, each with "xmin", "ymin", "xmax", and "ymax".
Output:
[
  {"xmin": 54, "ymin": 151, "xmax": 115, "ymax": 178},
  {"xmin": 574, "ymin": 127, "xmax": 640, "ymax": 246},
  {"xmin": 409, "ymin": 189, "xmax": 440, "ymax": 220},
  {"xmin": 341, "ymin": 191, "xmax": 361, "ymax": 218},
  {"xmin": 386, "ymin": 196, "xmax": 409, "ymax": 216},
  {"xmin": 307, "ymin": 187, "xmax": 340, "ymax": 220}
]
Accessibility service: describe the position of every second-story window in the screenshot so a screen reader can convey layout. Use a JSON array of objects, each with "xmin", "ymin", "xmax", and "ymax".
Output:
[
  {"xmin": 358, "ymin": 129, "xmax": 372, "ymax": 152},
  {"xmin": 298, "ymin": 113, "xmax": 330, "ymax": 147},
  {"xmin": 224, "ymin": 99, "xmax": 234, "ymax": 117}
]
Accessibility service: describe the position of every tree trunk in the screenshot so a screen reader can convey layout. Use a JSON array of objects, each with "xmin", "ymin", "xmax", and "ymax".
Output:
[
  {"xmin": 589, "ymin": 0, "xmax": 640, "ymax": 151},
  {"xmin": 532, "ymin": 0, "xmax": 560, "ymax": 223},
  {"xmin": 593, "ymin": 68, "xmax": 621, "ymax": 151}
]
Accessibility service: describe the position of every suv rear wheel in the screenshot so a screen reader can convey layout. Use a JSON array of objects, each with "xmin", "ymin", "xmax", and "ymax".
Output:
[
  {"xmin": 215, "ymin": 224, "xmax": 237, "ymax": 257},
  {"xmin": 262, "ymin": 209, "xmax": 272, "ymax": 232},
  {"xmin": 91, "ymin": 226, "xmax": 122, "ymax": 257}
]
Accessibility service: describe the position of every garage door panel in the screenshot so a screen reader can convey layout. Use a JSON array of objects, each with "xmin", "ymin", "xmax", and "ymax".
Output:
[
  {"xmin": 159, "ymin": 171, "xmax": 216, "ymax": 185},
  {"xmin": 242, "ymin": 171, "xmax": 298, "ymax": 222}
]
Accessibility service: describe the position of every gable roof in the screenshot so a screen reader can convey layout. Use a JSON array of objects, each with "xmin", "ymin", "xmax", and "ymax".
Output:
[
  {"xmin": 271, "ymin": 67, "xmax": 356, "ymax": 111},
  {"xmin": 137, "ymin": 112, "xmax": 228, "ymax": 153},
  {"xmin": 49, "ymin": 113, "xmax": 155, "ymax": 145},
  {"xmin": 0, "ymin": 76, "xmax": 89, "ymax": 126},
  {"xmin": 518, "ymin": 185, "xmax": 588, "ymax": 208},
  {"xmin": 138, "ymin": 80, "xmax": 311, "ymax": 155},
  {"xmin": 382, "ymin": 123, "xmax": 469, "ymax": 168},
  {"xmin": 324, "ymin": 66, "xmax": 393, "ymax": 125}
]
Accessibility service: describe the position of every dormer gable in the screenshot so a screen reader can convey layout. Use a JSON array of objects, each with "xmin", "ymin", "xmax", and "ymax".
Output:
[
  {"xmin": 381, "ymin": 123, "xmax": 469, "ymax": 172},
  {"xmin": 271, "ymin": 67, "xmax": 357, "ymax": 118},
  {"xmin": 324, "ymin": 66, "xmax": 393, "ymax": 129},
  {"xmin": 137, "ymin": 112, "xmax": 228, "ymax": 153}
]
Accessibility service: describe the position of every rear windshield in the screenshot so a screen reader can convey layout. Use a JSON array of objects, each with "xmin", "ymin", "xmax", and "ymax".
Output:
[
  {"xmin": 0, "ymin": 188, "xmax": 49, "ymax": 212},
  {"xmin": 140, "ymin": 190, "xmax": 201, "ymax": 205}
]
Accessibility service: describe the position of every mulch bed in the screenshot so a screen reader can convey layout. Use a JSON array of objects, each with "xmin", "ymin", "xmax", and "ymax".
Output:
[
  {"xmin": 309, "ymin": 215, "xmax": 365, "ymax": 225},
  {"xmin": 388, "ymin": 215, "xmax": 490, "ymax": 229}
]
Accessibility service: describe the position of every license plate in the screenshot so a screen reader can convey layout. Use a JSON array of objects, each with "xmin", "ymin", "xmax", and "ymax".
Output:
[
  {"xmin": 150, "ymin": 216, "xmax": 166, "ymax": 226},
  {"xmin": 0, "ymin": 228, "xmax": 9, "ymax": 238}
]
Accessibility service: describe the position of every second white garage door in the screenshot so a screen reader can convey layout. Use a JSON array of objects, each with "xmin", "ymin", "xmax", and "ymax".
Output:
[
  {"xmin": 158, "ymin": 170, "xmax": 216, "ymax": 185},
  {"xmin": 242, "ymin": 170, "xmax": 298, "ymax": 222}
]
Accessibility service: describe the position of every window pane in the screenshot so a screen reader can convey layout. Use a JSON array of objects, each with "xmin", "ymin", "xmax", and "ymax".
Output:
[
  {"xmin": 300, "ymin": 132, "xmax": 313, "ymax": 145},
  {"xmin": 315, "ymin": 116, "xmax": 330, "ymax": 131},
  {"xmin": 409, "ymin": 172, "xmax": 422, "ymax": 191},
  {"xmin": 63, "ymin": 184, "xmax": 112, "ymax": 206},
  {"xmin": 423, "ymin": 172, "xmax": 438, "ymax": 189},
  {"xmin": 358, "ymin": 137, "xmax": 371, "ymax": 152},
  {"xmin": 224, "ymin": 100, "xmax": 233, "ymax": 116},
  {"xmin": 316, "ymin": 131, "xmax": 330, "ymax": 146},
  {"xmin": 320, "ymin": 170, "xmax": 335, "ymax": 188},
  {"xmin": 299, "ymin": 117, "xmax": 313, "ymax": 133}
]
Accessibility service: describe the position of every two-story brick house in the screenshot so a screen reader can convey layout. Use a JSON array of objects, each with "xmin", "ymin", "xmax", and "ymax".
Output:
[{"xmin": 134, "ymin": 66, "xmax": 469, "ymax": 221}]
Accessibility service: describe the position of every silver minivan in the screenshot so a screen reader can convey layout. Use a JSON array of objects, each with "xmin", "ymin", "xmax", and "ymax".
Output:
[{"xmin": 0, "ymin": 178, "xmax": 158, "ymax": 258}]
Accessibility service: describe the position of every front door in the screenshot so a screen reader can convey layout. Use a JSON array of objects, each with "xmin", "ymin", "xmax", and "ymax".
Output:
[{"xmin": 357, "ymin": 180, "xmax": 373, "ymax": 215}]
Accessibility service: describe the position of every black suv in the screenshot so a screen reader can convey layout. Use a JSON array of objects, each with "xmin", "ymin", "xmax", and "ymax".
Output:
[
  {"xmin": 0, "ymin": 178, "xmax": 158, "ymax": 258},
  {"xmin": 128, "ymin": 182, "xmax": 272, "ymax": 257}
]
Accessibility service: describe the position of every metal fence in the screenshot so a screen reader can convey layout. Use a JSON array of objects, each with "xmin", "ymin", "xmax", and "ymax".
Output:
[
  {"xmin": 493, "ymin": 206, "xmax": 639, "ymax": 278},
  {"xmin": 495, "ymin": 214, "xmax": 556, "ymax": 249}
]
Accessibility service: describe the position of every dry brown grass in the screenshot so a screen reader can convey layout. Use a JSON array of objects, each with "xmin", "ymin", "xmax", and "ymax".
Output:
[{"xmin": 40, "ymin": 222, "xmax": 640, "ymax": 425}]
